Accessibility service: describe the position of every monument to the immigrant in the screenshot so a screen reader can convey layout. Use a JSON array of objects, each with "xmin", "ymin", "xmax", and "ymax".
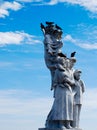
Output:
[{"xmin": 39, "ymin": 22, "xmax": 85, "ymax": 130}]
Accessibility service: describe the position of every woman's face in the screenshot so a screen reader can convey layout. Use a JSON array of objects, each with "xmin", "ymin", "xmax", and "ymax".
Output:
[
  {"xmin": 70, "ymin": 61, "xmax": 75, "ymax": 68},
  {"xmin": 74, "ymin": 72, "xmax": 81, "ymax": 80}
]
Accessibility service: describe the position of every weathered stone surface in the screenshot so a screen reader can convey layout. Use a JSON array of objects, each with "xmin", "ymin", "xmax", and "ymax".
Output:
[{"xmin": 40, "ymin": 22, "xmax": 85, "ymax": 129}]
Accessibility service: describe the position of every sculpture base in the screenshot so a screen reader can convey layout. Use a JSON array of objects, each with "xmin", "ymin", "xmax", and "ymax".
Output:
[{"xmin": 39, "ymin": 128, "xmax": 82, "ymax": 130}]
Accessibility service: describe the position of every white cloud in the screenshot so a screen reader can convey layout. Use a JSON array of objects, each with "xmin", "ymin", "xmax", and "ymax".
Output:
[
  {"xmin": 63, "ymin": 34, "xmax": 97, "ymax": 50},
  {"xmin": 0, "ymin": 88, "xmax": 96, "ymax": 115},
  {"xmin": 78, "ymin": 42, "xmax": 97, "ymax": 49},
  {"xmin": 0, "ymin": 31, "xmax": 42, "ymax": 46},
  {"xmin": 1, "ymin": 31, "xmax": 96, "ymax": 49},
  {"xmin": 47, "ymin": 0, "xmax": 97, "ymax": 13},
  {"xmin": 0, "ymin": 89, "xmax": 51, "ymax": 130},
  {"xmin": 0, "ymin": 1, "xmax": 22, "ymax": 18},
  {"xmin": 1, "ymin": 0, "xmax": 97, "ymax": 14},
  {"xmin": 47, "ymin": 0, "xmax": 58, "ymax": 5},
  {"xmin": 16, "ymin": 0, "xmax": 42, "ymax": 2},
  {"xmin": 0, "ymin": 89, "xmax": 52, "ymax": 115},
  {"xmin": 63, "ymin": 34, "xmax": 76, "ymax": 43},
  {"xmin": 83, "ymin": 88, "xmax": 97, "ymax": 109}
]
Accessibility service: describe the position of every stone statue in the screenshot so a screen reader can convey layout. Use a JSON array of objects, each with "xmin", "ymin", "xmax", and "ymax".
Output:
[
  {"xmin": 71, "ymin": 69, "xmax": 85, "ymax": 128},
  {"xmin": 39, "ymin": 22, "xmax": 85, "ymax": 130},
  {"xmin": 45, "ymin": 57, "xmax": 75, "ymax": 129},
  {"xmin": 41, "ymin": 22, "xmax": 66, "ymax": 90}
]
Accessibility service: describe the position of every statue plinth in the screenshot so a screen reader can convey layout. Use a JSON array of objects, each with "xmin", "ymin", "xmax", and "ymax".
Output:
[{"xmin": 39, "ymin": 128, "xmax": 82, "ymax": 130}]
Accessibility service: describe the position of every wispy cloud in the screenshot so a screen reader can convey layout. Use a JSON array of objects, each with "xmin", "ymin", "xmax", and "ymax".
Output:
[
  {"xmin": 78, "ymin": 42, "xmax": 97, "ymax": 49},
  {"xmin": 1, "ymin": 29, "xmax": 97, "ymax": 50},
  {"xmin": 0, "ymin": 31, "xmax": 42, "ymax": 46},
  {"xmin": 0, "ymin": 88, "xmax": 96, "ymax": 115},
  {"xmin": 16, "ymin": 0, "xmax": 42, "ymax": 2},
  {"xmin": 0, "ymin": 89, "xmax": 50, "ymax": 130},
  {"xmin": 1, "ymin": 0, "xmax": 97, "ymax": 15},
  {"xmin": 0, "ymin": 88, "xmax": 96, "ymax": 130},
  {"xmin": 83, "ymin": 88, "xmax": 97, "ymax": 110},
  {"xmin": 0, "ymin": 89, "xmax": 52, "ymax": 115},
  {"xmin": 0, "ymin": 62, "xmax": 13, "ymax": 68},
  {"xmin": 0, "ymin": 1, "xmax": 22, "ymax": 18},
  {"xmin": 80, "ymin": 87, "xmax": 97, "ymax": 130},
  {"xmin": 63, "ymin": 34, "xmax": 97, "ymax": 50},
  {"xmin": 1, "ymin": 31, "xmax": 96, "ymax": 49},
  {"xmin": 44, "ymin": 0, "xmax": 97, "ymax": 13}
]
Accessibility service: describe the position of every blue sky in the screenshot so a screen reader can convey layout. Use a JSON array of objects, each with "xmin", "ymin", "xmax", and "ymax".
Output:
[{"xmin": 0, "ymin": 0, "xmax": 97, "ymax": 130}]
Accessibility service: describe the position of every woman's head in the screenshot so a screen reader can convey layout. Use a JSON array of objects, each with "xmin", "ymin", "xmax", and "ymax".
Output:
[
  {"xmin": 74, "ymin": 69, "xmax": 82, "ymax": 80},
  {"xmin": 69, "ymin": 57, "xmax": 76, "ymax": 69}
]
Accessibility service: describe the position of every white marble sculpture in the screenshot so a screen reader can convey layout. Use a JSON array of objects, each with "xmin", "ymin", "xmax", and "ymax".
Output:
[{"xmin": 40, "ymin": 22, "xmax": 85, "ymax": 130}]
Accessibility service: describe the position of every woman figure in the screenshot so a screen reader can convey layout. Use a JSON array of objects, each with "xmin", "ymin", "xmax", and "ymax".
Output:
[{"xmin": 45, "ymin": 57, "xmax": 75, "ymax": 129}]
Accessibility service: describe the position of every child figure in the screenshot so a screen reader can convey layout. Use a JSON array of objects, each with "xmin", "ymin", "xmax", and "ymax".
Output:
[{"xmin": 72, "ymin": 69, "xmax": 85, "ymax": 128}]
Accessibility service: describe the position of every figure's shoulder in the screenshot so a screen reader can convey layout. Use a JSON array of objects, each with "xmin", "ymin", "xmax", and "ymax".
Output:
[
  {"xmin": 79, "ymin": 80, "xmax": 85, "ymax": 92},
  {"xmin": 55, "ymin": 68, "xmax": 63, "ymax": 74},
  {"xmin": 79, "ymin": 79, "xmax": 84, "ymax": 85},
  {"xmin": 45, "ymin": 34, "xmax": 51, "ymax": 38}
]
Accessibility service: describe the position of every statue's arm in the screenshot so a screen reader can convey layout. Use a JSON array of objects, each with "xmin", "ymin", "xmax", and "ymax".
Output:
[
  {"xmin": 50, "ymin": 41, "xmax": 63, "ymax": 48},
  {"xmin": 44, "ymin": 34, "xmax": 53, "ymax": 44},
  {"xmin": 46, "ymin": 62, "xmax": 57, "ymax": 70},
  {"xmin": 53, "ymin": 70, "xmax": 64, "ymax": 88},
  {"xmin": 63, "ymin": 76, "xmax": 75, "ymax": 86},
  {"xmin": 53, "ymin": 69, "xmax": 59, "ymax": 88},
  {"xmin": 80, "ymin": 80, "xmax": 85, "ymax": 93}
]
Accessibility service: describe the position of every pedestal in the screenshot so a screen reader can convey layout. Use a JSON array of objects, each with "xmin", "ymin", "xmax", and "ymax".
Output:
[{"xmin": 39, "ymin": 128, "xmax": 82, "ymax": 130}]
